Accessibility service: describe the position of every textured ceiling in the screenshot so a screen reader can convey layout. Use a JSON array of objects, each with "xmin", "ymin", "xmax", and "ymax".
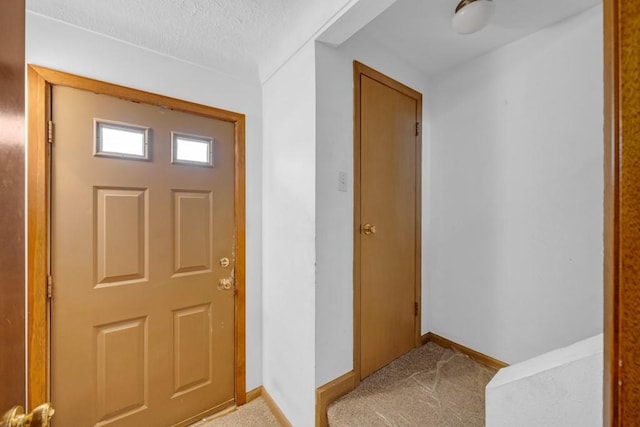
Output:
[
  {"xmin": 26, "ymin": 0, "xmax": 355, "ymax": 82},
  {"xmin": 26, "ymin": 0, "xmax": 601, "ymax": 83}
]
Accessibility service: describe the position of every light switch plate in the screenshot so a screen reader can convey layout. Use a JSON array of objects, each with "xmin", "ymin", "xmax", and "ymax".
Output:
[{"xmin": 338, "ymin": 171, "xmax": 347, "ymax": 192}]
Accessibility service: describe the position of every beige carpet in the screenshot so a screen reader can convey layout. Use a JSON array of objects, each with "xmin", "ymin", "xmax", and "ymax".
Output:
[
  {"xmin": 328, "ymin": 342, "xmax": 497, "ymax": 426},
  {"xmin": 192, "ymin": 342, "xmax": 496, "ymax": 427},
  {"xmin": 191, "ymin": 398, "xmax": 280, "ymax": 427}
]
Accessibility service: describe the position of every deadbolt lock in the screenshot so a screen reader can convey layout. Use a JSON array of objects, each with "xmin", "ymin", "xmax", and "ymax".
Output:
[
  {"xmin": 218, "ymin": 277, "xmax": 234, "ymax": 291},
  {"xmin": 220, "ymin": 257, "xmax": 230, "ymax": 268},
  {"xmin": 362, "ymin": 223, "xmax": 377, "ymax": 235}
]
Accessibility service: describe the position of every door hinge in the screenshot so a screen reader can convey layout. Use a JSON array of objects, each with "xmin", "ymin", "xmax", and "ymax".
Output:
[
  {"xmin": 416, "ymin": 122, "xmax": 420, "ymax": 136},
  {"xmin": 47, "ymin": 121, "xmax": 55, "ymax": 144},
  {"xmin": 47, "ymin": 275, "xmax": 53, "ymax": 299},
  {"xmin": 618, "ymin": 359, "xmax": 623, "ymax": 387},
  {"xmin": 415, "ymin": 302, "xmax": 419, "ymax": 316}
]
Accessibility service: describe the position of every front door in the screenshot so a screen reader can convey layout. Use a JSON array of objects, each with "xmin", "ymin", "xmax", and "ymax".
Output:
[
  {"xmin": 51, "ymin": 85, "xmax": 236, "ymax": 426},
  {"xmin": 355, "ymin": 62, "xmax": 422, "ymax": 380}
]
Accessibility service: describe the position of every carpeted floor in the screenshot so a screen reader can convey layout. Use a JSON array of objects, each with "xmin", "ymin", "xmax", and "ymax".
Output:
[
  {"xmin": 193, "ymin": 342, "xmax": 497, "ymax": 427},
  {"xmin": 328, "ymin": 342, "xmax": 497, "ymax": 426},
  {"xmin": 191, "ymin": 398, "xmax": 280, "ymax": 427}
]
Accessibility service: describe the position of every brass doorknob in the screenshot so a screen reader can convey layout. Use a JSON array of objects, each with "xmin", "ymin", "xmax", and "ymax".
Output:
[
  {"xmin": 362, "ymin": 223, "xmax": 377, "ymax": 235},
  {"xmin": 2, "ymin": 403, "xmax": 55, "ymax": 427}
]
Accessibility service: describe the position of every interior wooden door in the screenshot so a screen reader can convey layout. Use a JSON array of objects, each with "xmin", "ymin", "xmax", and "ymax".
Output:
[
  {"xmin": 50, "ymin": 85, "xmax": 236, "ymax": 427},
  {"xmin": 356, "ymin": 62, "xmax": 422, "ymax": 380}
]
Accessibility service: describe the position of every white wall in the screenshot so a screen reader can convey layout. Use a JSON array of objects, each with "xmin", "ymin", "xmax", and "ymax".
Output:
[
  {"xmin": 315, "ymin": 33, "xmax": 430, "ymax": 387},
  {"xmin": 262, "ymin": 41, "xmax": 317, "ymax": 426},
  {"xmin": 26, "ymin": 12, "xmax": 264, "ymax": 392},
  {"xmin": 427, "ymin": 6, "xmax": 603, "ymax": 364},
  {"xmin": 486, "ymin": 334, "xmax": 603, "ymax": 427}
]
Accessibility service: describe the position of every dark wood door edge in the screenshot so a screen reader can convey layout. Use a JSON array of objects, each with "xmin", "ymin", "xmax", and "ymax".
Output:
[
  {"xmin": 0, "ymin": 0, "xmax": 26, "ymax": 411},
  {"xmin": 603, "ymin": 0, "xmax": 640, "ymax": 424}
]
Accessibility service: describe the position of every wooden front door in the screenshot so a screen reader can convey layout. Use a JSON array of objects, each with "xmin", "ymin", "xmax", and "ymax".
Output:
[
  {"xmin": 355, "ymin": 62, "xmax": 422, "ymax": 380},
  {"xmin": 50, "ymin": 84, "xmax": 236, "ymax": 426}
]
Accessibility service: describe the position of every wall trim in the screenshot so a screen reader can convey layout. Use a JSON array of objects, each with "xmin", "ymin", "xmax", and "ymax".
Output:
[
  {"xmin": 262, "ymin": 389, "xmax": 293, "ymax": 427},
  {"xmin": 422, "ymin": 332, "xmax": 508, "ymax": 371},
  {"xmin": 246, "ymin": 386, "xmax": 263, "ymax": 403},
  {"xmin": 315, "ymin": 371, "xmax": 356, "ymax": 427}
]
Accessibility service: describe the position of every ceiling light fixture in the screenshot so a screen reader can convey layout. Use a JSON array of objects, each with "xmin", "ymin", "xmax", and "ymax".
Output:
[{"xmin": 452, "ymin": 0, "xmax": 495, "ymax": 35}]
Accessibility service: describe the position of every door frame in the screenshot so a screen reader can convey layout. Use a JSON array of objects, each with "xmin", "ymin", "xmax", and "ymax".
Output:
[
  {"xmin": 352, "ymin": 61, "xmax": 422, "ymax": 384},
  {"xmin": 26, "ymin": 65, "xmax": 247, "ymax": 410}
]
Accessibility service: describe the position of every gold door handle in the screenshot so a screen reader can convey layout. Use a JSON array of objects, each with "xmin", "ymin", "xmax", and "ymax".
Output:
[
  {"xmin": 218, "ymin": 277, "xmax": 234, "ymax": 291},
  {"xmin": 2, "ymin": 403, "xmax": 55, "ymax": 427},
  {"xmin": 361, "ymin": 223, "xmax": 377, "ymax": 235}
]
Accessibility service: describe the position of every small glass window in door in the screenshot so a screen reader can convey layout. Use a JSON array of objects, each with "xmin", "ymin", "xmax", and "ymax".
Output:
[
  {"xmin": 171, "ymin": 132, "xmax": 213, "ymax": 166},
  {"xmin": 95, "ymin": 120, "xmax": 150, "ymax": 160}
]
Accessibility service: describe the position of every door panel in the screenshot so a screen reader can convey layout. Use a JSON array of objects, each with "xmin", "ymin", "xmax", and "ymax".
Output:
[
  {"xmin": 95, "ymin": 187, "xmax": 148, "ymax": 285},
  {"xmin": 95, "ymin": 317, "xmax": 147, "ymax": 422},
  {"xmin": 173, "ymin": 191, "xmax": 212, "ymax": 274},
  {"xmin": 51, "ymin": 85, "xmax": 235, "ymax": 426},
  {"xmin": 358, "ymin": 68, "xmax": 421, "ymax": 379},
  {"xmin": 172, "ymin": 304, "xmax": 211, "ymax": 396}
]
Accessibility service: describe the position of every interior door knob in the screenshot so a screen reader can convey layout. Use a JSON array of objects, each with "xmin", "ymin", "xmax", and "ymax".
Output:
[
  {"xmin": 2, "ymin": 403, "xmax": 55, "ymax": 427},
  {"xmin": 362, "ymin": 223, "xmax": 377, "ymax": 235}
]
